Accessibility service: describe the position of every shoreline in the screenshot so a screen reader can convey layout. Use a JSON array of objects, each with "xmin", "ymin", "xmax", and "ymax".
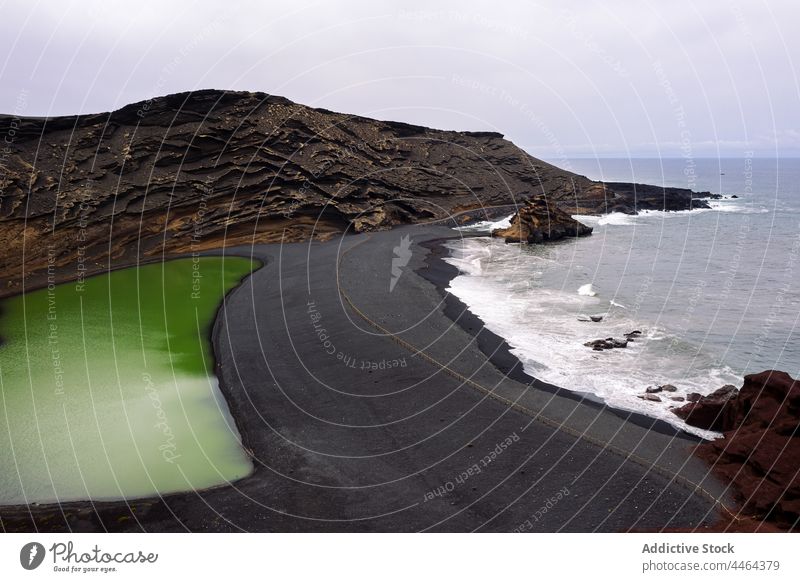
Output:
[
  {"xmin": 415, "ymin": 236, "xmax": 702, "ymax": 441},
  {"xmin": 1, "ymin": 226, "xmax": 734, "ymax": 532}
]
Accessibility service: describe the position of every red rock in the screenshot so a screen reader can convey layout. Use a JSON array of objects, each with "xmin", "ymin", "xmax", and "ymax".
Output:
[
  {"xmin": 672, "ymin": 384, "xmax": 738, "ymax": 431},
  {"xmin": 689, "ymin": 371, "xmax": 800, "ymax": 530}
]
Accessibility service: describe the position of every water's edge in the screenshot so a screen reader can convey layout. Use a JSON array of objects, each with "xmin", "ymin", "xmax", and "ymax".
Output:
[{"xmin": 415, "ymin": 235, "xmax": 703, "ymax": 442}]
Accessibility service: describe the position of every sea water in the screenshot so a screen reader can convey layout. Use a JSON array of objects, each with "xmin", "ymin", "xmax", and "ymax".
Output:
[
  {"xmin": 447, "ymin": 158, "xmax": 799, "ymax": 437},
  {"xmin": 0, "ymin": 257, "xmax": 255, "ymax": 504}
]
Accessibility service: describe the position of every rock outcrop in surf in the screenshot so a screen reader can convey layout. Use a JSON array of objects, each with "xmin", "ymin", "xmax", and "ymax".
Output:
[{"xmin": 490, "ymin": 196, "xmax": 593, "ymax": 243}]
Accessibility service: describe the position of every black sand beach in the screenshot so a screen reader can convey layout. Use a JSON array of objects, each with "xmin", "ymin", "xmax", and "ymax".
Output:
[{"xmin": 0, "ymin": 225, "xmax": 736, "ymax": 532}]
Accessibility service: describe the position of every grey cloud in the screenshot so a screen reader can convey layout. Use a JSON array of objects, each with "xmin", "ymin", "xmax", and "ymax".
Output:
[{"xmin": 1, "ymin": 0, "xmax": 797, "ymax": 157}]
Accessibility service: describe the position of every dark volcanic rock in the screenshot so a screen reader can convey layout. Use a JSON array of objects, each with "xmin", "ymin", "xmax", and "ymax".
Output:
[
  {"xmin": 638, "ymin": 394, "xmax": 662, "ymax": 402},
  {"xmin": 0, "ymin": 90, "xmax": 710, "ymax": 294},
  {"xmin": 688, "ymin": 371, "xmax": 800, "ymax": 529},
  {"xmin": 584, "ymin": 339, "xmax": 612, "ymax": 350},
  {"xmin": 491, "ymin": 196, "xmax": 593, "ymax": 243},
  {"xmin": 576, "ymin": 314, "xmax": 606, "ymax": 323},
  {"xmin": 583, "ymin": 337, "xmax": 627, "ymax": 350},
  {"xmin": 602, "ymin": 182, "xmax": 712, "ymax": 212}
]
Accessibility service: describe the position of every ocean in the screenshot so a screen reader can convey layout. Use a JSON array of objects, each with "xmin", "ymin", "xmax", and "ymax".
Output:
[{"xmin": 446, "ymin": 157, "xmax": 800, "ymax": 437}]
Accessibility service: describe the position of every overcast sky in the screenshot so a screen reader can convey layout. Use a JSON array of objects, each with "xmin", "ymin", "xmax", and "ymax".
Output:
[{"xmin": 1, "ymin": 0, "xmax": 798, "ymax": 158}]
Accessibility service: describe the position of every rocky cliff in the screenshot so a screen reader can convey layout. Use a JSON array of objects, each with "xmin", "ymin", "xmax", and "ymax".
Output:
[{"xmin": 0, "ymin": 90, "xmax": 709, "ymax": 294}]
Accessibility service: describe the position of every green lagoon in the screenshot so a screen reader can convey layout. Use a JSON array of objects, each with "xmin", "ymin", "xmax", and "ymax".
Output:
[{"xmin": 0, "ymin": 257, "xmax": 255, "ymax": 504}]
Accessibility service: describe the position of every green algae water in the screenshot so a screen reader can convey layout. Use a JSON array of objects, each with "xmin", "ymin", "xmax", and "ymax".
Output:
[{"xmin": 0, "ymin": 258, "xmax": 255, "ymax": 504}]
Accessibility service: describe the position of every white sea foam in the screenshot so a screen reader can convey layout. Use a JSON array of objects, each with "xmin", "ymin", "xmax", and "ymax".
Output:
[
  {"xmin": 572, "ymin": 199, "xmax": 769, "ymax": 230},
  {"xmin": 444, "ymin": 245, "xmax": 492, "ymax": 276},
  {"xmin": 578, "ymin": 283, "xmax": 597, "ymax": 296},
  {"xmin": 572, "ymin": 214, "xmax": 600, "ymax": 227},
  {"xmin": 454, "ymin": 213, "xmax": 514, "ymax": 232},
  {"xmin": 460, "ymin": 199, "xmax": 766, "ymax": 240},
  {"xmin": 598, "ymin": 212, "xmax": 638, "ymax": 226},
  {"xmin": 443, "ymin": 237, "xmax": 740, "ymax": 439},
  {"xmin": 637, "ymin": 199, "xmax": 770, "ymax": 218}
]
